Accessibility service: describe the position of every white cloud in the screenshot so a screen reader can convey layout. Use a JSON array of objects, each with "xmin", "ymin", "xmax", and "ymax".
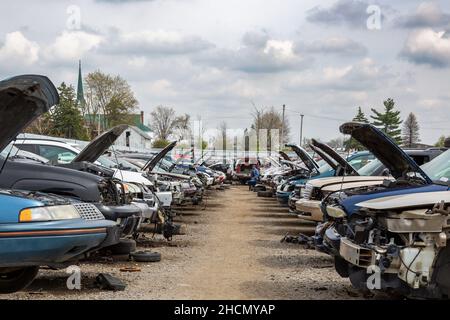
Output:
[
  {"xmin": 0, "ymin": 31, "xmax": 39, "ymax": 66},
  {"xmin": 196, "ymin": 31, "xmax": 308, "ymax": 74},
  {"xmin": 401, "ymin": 28, "xmax": 450, "ymax": 67},
  {"xmin": 45, "ymin": 31, "xmax": 103, "ymax": 63},
  {"xmin": 286, "ymin": 58, "xmax": 390, "ymax": 91}
]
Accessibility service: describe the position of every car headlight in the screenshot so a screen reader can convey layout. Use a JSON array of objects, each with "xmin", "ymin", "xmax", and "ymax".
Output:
[
  {"xmin": 19, "ymin": 205, "xmax": 81, "ymax": 222},
  {"xmin": 326, "ymin": 206, "xmax": 347, "ymax": 219}
]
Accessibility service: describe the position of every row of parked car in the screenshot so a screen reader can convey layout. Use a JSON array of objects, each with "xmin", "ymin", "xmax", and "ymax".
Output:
[
  {"xmin": 0, "ymin": 75, "xmax": 229, "ymax": 294},
  {"xmin": 253, "ymin": 120, "xmax": 450, "ymax": 299}
]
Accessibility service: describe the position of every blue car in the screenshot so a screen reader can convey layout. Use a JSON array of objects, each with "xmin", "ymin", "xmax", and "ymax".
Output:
[
  {"xmin": 319, "ymin": 122, "xmax": 450, "ymax": 298},
  {"xmin": 0, "ymin": 75, "xmax": 119, "ymax": 293}
]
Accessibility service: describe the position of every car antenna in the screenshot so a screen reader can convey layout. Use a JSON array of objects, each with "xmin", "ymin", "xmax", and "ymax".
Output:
[{"xmin": 0, "ymin": 138, "xmax": 16, "ymax": 177}]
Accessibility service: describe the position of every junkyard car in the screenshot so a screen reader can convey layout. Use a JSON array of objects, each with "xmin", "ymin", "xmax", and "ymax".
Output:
[
  {"xmin": 0, "ymin": 74, "xmax": 119, "ymax": 293},
  {"xmin": 320, "ymin": 122, "xmax": 450, "ymax": 298}
]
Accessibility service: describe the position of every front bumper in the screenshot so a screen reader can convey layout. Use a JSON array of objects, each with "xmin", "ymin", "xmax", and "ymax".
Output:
[
  {"xmin": 94, "ymin": 203, "xmax": 142, "ymax": 237},
  {"xmin": 0, "ymin": 219, "xmax": 116, "ymax": 268},
  {"xmin": 295, "ymin": 199, "xmax": 324, "ymax": 222}
]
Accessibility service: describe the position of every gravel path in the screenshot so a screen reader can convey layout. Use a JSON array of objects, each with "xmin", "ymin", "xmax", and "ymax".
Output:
[{"xmin": 2, "ymin": 186, "xmax": 367, "ymax": 300}]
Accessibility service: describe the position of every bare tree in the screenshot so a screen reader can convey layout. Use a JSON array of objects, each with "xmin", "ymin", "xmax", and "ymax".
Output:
[
  {"xmin": 150, "ymin": 106, "xmax": 176, "ymax": 140},
  {"xmin": 402, "ymin": 112, "xmax": 420, "ymax": 148},
  {"xmin": 251, "ymin": 106, "xmax": 290, "ymax": 150},
  {"xmin": 172, "ymin": 113, "xmax": 191, "ymax": 141}
]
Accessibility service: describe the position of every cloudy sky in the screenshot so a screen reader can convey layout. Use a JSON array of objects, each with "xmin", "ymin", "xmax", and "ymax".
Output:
[{"xmin": 1, "ymin": 0, "xmax": 450, "ymax": 144}]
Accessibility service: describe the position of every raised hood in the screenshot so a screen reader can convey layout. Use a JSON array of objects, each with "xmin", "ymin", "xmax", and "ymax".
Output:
[
  {"xmin": 0, "ymin": 75, "xmax": 58, "ymax": 153},
  {"xmin": 279, "ymin": 151, "xmax": 292, "ymax": 162},
  {"xmin": 340, "ymin": 122, "xmax": 432, "ymax": 183},
  {"xmin": 311, "ymin": 139, "xmax": 358, "ymax": 176},
  {"xmin": 73, "ymin": 124, "xmax": 128, "ymax": 163},
  {"xmin": 142, "ymin": 141, "xmax": 177, "ymax": 172},
  {"xmin": 310, "ymin": 144, "xmax": 337, "ymax": 170},
  {"xmin": 286, "ymin": 144, "xmax": 319, "ymax": 172}
]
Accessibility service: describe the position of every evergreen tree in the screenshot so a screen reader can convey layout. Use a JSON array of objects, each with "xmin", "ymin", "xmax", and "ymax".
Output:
[
  {"xmin": 345, "ymin": 107, "xmax": 368, "ymax": 151},
  {"xmin": 51, "ymin": 82, "xmax": 88, "ymax": 140},
  {"xmin": 370, "ymin": 98, "xmax": 402, "ymax": 144},
  {"xmin": 402, "ymin": 112, "xmax": 420, "ymax": 148},
  {"xmin": 353, "ymin": 106, "xmax": 369, "ymax": 123}
]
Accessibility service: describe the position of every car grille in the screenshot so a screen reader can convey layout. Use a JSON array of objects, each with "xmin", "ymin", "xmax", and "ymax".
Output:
[
  {"xmin": 301, "ymin": 183, "xmax": 314, "ymax": 200},
  {"xmin": 73, "ymin": 203, "xmax": 105, "ymax": 221}
]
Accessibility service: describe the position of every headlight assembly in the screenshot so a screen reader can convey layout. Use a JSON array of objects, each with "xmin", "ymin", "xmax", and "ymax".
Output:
[
  {"xmin": 19, "ymin": 205, "xmax": 81, "ymax": 222},
  {"xmin": 326, "ymin": 206, "xmax": 347, "ymax": 219}
]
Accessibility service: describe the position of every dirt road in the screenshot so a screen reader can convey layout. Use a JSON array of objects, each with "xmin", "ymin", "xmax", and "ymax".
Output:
[{"xmin": 5, "ymin": 186, "xmax": 363, "ymax": 300}]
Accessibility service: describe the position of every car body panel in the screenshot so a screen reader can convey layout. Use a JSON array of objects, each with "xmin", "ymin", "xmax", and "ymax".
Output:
[
  {"xmin": 341, "ymin": 184, "xmax": 447, "ymax": 216},
  {"xmin": 355, "ymin": 190, "xmax": 450, "ymax": 210}
]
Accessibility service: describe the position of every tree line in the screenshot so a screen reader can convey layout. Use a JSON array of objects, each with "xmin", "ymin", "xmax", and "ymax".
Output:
[{"xmin": 346, "ymin": 98, "xmax": 424, "ymax": 150}]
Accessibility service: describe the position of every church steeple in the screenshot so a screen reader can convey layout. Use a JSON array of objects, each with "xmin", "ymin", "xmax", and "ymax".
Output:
[{"xmin": 76, "ymin": 60, "xmax": 85, "ymax": 106}]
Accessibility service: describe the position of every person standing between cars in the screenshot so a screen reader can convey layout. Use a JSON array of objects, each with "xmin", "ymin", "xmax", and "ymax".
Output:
[{"xmin": 248, "ymin": 164, "xmax": 260, "ymax": 190}]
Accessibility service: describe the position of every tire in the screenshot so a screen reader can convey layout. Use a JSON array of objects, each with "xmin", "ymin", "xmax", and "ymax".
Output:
[
  {"xmin": 432, "ymin": 245, "xmax": 450, "ymax": 298},
  {"xmin": 257, "ymin": 190, "xmax": 273, "ymax": 198},
  {"xmin": 108, "ymin": 239, "xmax": 136, "ymax": 255},
  {"xmin": 0, "ymin": 267, "xmax": 39, "ymax": 293},
  {"xmin": 130, "ymin": 251, "xmax": 161, "ymax": 263}
]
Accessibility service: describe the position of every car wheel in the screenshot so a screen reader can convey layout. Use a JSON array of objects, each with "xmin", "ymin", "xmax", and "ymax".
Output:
[
  {"xmin": 109, "ymin": 239, "xmax": 137, "ymax": 255},
  {"xmin": 0, "ymin": 267, "xmax": 39, "ymax": 293},
  {"xmin": 257, "ymin": 190, "xmax": 273, "ymax": 197},
  {"xmin": 130, "ymin": 251, "xmax": 161, "ymax": 263},
  {"xmin": 432, "ymin": 245, "xmax": 450, "ymax": 298}
]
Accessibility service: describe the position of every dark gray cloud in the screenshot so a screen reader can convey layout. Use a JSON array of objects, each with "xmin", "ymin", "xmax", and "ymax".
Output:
[
  {"xmin": 394, "ymin": 2, "xmax": 450, "ymax": 29},
  {"xmin": 400, "ymin": 28, "xmax": 450, "ymax": 67},
  {"xmin": 296, "ymin": 36, "xmax": 367, "ymax": 56},
  {"xmin": 306, "ymin": 0, "xmax": 371, "ymax": 27}
]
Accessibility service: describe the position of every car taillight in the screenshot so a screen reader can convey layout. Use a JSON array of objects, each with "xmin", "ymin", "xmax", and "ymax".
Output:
[{"xmin": 236, "ymin": 166, "xmax": 241, "ymax": 173}]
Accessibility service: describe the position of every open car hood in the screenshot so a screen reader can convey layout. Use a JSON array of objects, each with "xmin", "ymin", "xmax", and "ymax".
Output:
[
  {"xmin": 286, "ymin": 144, "xmax": 319, "ymax": 172},
  {"xmin": 340, "ymin": 122, "xmax": 432, "ymax": 183},
  {"xmin": 309, "ymin": 144, "xmax": 337, "ymax": 170},
  {"xmin": 0, "ymin": 75, "xmax": 58, "ymax": 153},
  {"xmin": 73, "ymin": 124, "xmax": 128, "ymax": 163},
  {"xmin": 311, "ymin": 139, "xmax": 358, "ymax": 175},
  {"xmin": 279, "ymin": 151, "xmax": 293, "ymax": 169},
  {"xmin": 142, "ymin": 141, "xmax": 177, "ymax": 172}
]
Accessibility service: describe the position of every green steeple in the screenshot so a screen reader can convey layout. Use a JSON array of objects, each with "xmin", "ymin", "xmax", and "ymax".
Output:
[{"xmin": 76, "ymin": 60, "xmax": 85, "ymax": 107}]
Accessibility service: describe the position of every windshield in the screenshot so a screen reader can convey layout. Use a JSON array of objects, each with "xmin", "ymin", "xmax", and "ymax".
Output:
[
  {"xmin": 357, "ymin": 159, "xmax": 384, "ymax": 176},
  {"xmin": 317, "ymin": 161, "xmax": 333, "ymax": 174},
  {"xmin": 421, "ymin": 150, "xmax": 450, "ymax": 182}
]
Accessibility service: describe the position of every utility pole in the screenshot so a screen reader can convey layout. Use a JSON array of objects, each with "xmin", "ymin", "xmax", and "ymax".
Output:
[
  {"xmin": 300, "ymin": 114, "xmax": 304, "ymax": 147},
  {"xmin": 281, "ymin": 104, "xmax": 285, "ymax": 146}
]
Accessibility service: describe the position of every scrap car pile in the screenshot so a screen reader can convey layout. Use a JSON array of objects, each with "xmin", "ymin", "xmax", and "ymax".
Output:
[
  {"xmin": 0, "ymin": 75, "xmax": 229, "ymax": 294},
  {"xmin": 251, "ymin": 121, "xmax": 450, "ymax": 299}
]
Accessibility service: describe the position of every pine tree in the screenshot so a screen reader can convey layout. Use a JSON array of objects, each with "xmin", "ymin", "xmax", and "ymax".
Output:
[
  {"xmin": 370, "ymin": 98, "xmax": 402, "ymax": 144},
  {"xmin": 402, "ymin": 112, "xmax": 420, "ymax": 148},
  {"xmin": 345, "ymin": 107, "xmax": 368, "ymax": 151},
  {"xmin": 353, "ymin": 106, "xmax": 369, "ymax": 123},
  {"xmin": 51, "ymin": 82, "xmax": 88, "ymax": 140}
]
